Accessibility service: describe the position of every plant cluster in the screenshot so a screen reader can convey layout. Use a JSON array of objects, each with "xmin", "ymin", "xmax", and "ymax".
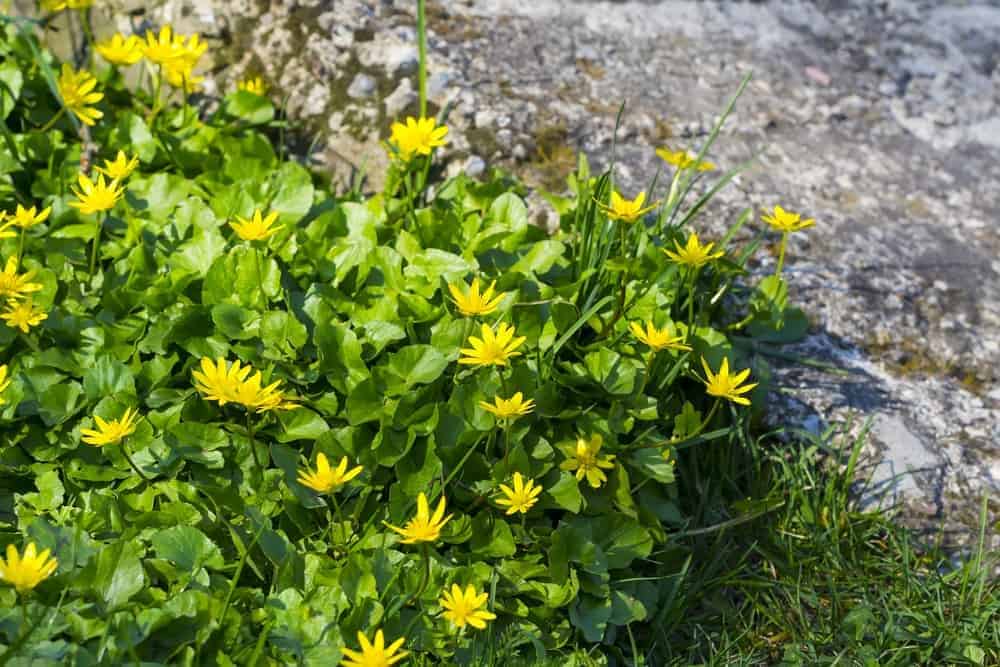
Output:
[{"xmin": 0, "ymin": 7, "xmax": 818, "ymax": 665}]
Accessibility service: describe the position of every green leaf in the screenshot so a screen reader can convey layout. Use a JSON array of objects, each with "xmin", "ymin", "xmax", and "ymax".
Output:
[
  {"xmin": 91, "ymin": 540, "xmax": 146, "ymax": 610},
  {"xmin": 276, "ymin": 408, "xmax": 329, "ymax": 442},
  {"xmin": 0, "ymin": 61, "xmax": 24, "ymax": 120},
  {"xmin": 315, "ymin": 321, "xmax": 369, "ymax": 393},
  {"xmin": 584, "ymin": 348, "xmax": 641, "ymax": 395},
  {"xmin": 673, "ymin": 401, "xmax": 701, "ymax": 439},
  {"xmin": 223, "ymin": 90, "xmax": 275, "ymax": 125},
  {"xmin": 570, "ymin": 594, "xmax": 613, "ymax": 642},
  {"xmin": 380, "ymin": 345, "xmax": 448, "ymax": 395},
  {"xmin": 628, "ymin": 448, "xmax": 675, "ymax": 485},
  {"xmin": 469, "ymin": 513, "xmax": 516, "ymax": 558},
  {"xmin": 83, "ymin": 356, "xmax": 136, "ymax": 401},
  {"xmin": 547, "ymin": 472, "xmax": 583, "ymax": 513},
  {"xmin": 152, "ymin": 526, "xmax": 225, "ymax": 572}
]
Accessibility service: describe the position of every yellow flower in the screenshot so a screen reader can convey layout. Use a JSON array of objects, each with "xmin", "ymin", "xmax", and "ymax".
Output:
[
  {"xmin": 40, "ymin": 0, "xmax": 93, "ymax": 10},
  {"xmin": 496, "ymin": 472, "xmax": 542, "ymax": 515},
  {"xmin": 447, "ymin": 278, "xmax": 505, "ymax": 317},
  {"xmin": 95, "ymin": 34, "xmax": 144, "ymax": 66},
  {"xmin": 458, "ymin": 323, "xmax": 526, "ymax": 367},
  {"xmin": 56, "ymin": 64, "xmax": 103, "ymax": 126},
  {"xmin": 439, "ymin": 584, "xmax": 497, "ymax": 630},
  {"xmin": 1, "ymin": 299, "xmax": 47, "ymax": 333},
  {"xmin": 141, "ymin": 26, "xmax": 185, "ymax": 66},
  {"xmin": 297, "ymin": 453, "xmax": 363, "ymax": 494},
  {"xmin": 238, "ymin": 76, "xmax": 268, "ymax": 95},
  {"xmin": 192, "ymin": 357, "xmax": 253, "ymax": 407},
  {"xmin": 233, "ymin": 370, "xmax": 299, "ymax": 413},
  {"xmin": 80, "ymin": 407, "xmax": 141, "ymax": 447},
  {"xmin": 761, "ymin": 205, "xmax": 815, "ymax": 233},
  {"xmin": 0, "ymin": 542, "xmax": 58, "ymax": 595},
  {"xmin": 388, "ymin": 116, "xmax": 449, "ymax": 160},
  {"xmin": 479, "ymin": 392, "xmax": 534, "ymax": 421},
  {"xmin": 68, "ymin": 173, "xmax": 124, "ymax": 215},
  {"xmin": 8, "ymin": 204, "xmax": 51, "ymax": 230},
  {"xmin": 629, "ymin": 320, "xmax": 691, "ymax": 353},
  {"xmin": 700, "ymin": 357, "xmax": 758, "ymax": 406},
  {"xmin": 383, "ymin": 492, "xmax": 452, "ymax": 544},
  {"xmin": 229, "ymin": 209, "xmax": 283, "ymax": 242},
  {"xmin": 655, "ymin": 147, "xmax": 715, "ymax": 172},
  {"xmin": 96, "ymin": 151, "xmax": 140, "ymax": 181},
  {"xmin": 0, "ymin": 258, "xmax": 43, "ymax": 301},
  {"xmin": 598, "ymin": 190, "xmax": 658, "ymax": 223},
  {"xmin": 159, "ymin": 32, "xmax": 207, "ymax": 91},
  {"xmin": 663, "ymin": 232, "xmax": 724, "ymax": 269},
  {"xmin": 559, "ymin": 434, "xmax": 615, "ymax": 489},
  {"xmin": 341, "ymin": 629, "xmax": 408, "ymax": 667},
  {"xmin": 0, "ymin": 365, "xmax": 11, "ymax": 405}
]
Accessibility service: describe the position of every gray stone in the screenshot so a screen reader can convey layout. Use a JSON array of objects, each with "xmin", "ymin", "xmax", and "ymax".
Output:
[
  {"xmin": 347, "ymin": 73, "xmax": 378, "ymax": 99},
  {"xmin": 464, "ymin": 155, "xmax": 487, "ymax": 178}
]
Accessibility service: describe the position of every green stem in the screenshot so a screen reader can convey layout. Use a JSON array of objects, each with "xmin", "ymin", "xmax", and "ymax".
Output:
[
  {"xmin": 416, "ymin": 0, "xmax": 428, "ymax": 117},
  {"xmin": 330, "ymin": 493, "xmax": 347, "ymax": 548},
  {"xmin": 88, "ymin": 212, "xmax": 102, "ymax": 278},
  {"xmin": 37, "ymin": 107, "xmax": 66, "ymax": 134},
  {"xmin": 254, "ymin": 246, "xmax": 267, "ymax": 308},
  {"xmin": 121, "ymin": 439, "xmax": 151, "ymax": 481},
  {"xmin": 638, "ymin": 350, "xmax": 656, "ymax": 395},
  {"xmin": 686, "ymin": 267, "xmax": 700, "ymax": 327},
  {"xmin": 775, "ymin": 231, "xmax": 789, "ymax": 275},
  {"xmin": 149, "ymin": 65, "xmax": 163, "ymax": 124},
  {"xmin": 17, "ymin": 227, "xmax": 25, "ymax": 263},
  {"xmin": 247, "ymin": 413, "xmax": 262, "ymax": 471},
  {"xmin": 414, "ymin": 543, "xmax": 431, "ymax": 600},
  {"xmin": 80, "ymin": 8, "xmax": 96, "ymax": 69}
]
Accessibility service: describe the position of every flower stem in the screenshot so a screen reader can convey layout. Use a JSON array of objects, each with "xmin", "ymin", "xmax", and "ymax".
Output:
[
  {"xmin": 89, "ymin": 212, "xmax": 103, "ymax": 278},
  {"xmin": 416, "ymin": 0, "xmax": 428, "ymax": 117},
  {"xmin": 414, "ymin": 543, "xmax": 431, "ymax": 601},
  {"xmin": 775, "ymin": 232, "xmax": 789, "ymax": 276},
  {"xmin": 16, "ymin": 227, "xmax": 25, "ymax": 263},
  {"xmin": 686, "ymin": 267, "xmax": 700, "ymax": 327},
  {"xmin": 37, "ymin": 108, "xmax": 66, "ymax": 134},
  {"xmin": 121, "ymin": 439, "xmax": 151, "ymax": 481},
  {"xmin": 246, "ymin": 413, "xmax": 262, "ymax": 471},
  {"xmin": 330, "ymin": 492, "xmax": 347, "ymax": 548}
]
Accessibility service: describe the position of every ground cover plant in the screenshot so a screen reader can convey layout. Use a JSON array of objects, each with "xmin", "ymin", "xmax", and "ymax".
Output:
[{"xmin": 1, "ymin": 3, "xmax": 997, "ymax": 666}]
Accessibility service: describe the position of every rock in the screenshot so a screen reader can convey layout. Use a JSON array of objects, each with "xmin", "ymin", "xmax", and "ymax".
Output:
[
  {"xmin": 72, "ymin": 0, "xmax": 1000, "ymax": 549},
  {"xmin": 464, "ymin": 155, "xmax": 486, "ymax": 178},
  {"xmin": 347, "ymin": 73, "xmax": 377, "ymax": 99}
]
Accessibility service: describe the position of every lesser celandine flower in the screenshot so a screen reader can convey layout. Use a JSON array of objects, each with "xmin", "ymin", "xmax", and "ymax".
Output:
[
  {"xmin": 629, "ymin": 320, "xmax": 691, "ymax": 353},
  {"xmin": 447, "ymin": 278, "xmax": 505, "ymax": 317},
  {"xmin": 663, "ymin": 232, "xmax": 724, "ymax": 269},
  {"xmin": 383, "ymin": 492, "xmax": 452, "ymax": 544},
  {"xmin": 69, "ymin": 173, "xmax": 124, "ymax": 215},
  {"xmin": 496, "ymin": 472, "xmax": 542, "ymax": 515},
  {"xmin": 0, "ymin": 365, "xmax": 11, "ymax": 405},
  {"xmin": 559, "ymin": 434, "xmax": 615, "ymax": 489},
  {"xmin": 297, "ymin": 453, "xmax": 363, "ymax": 494},
  {"xmin": 192, "ymin": 357, "xmax": 253, "ymax": 407},
  {"xmin": 163, "ymin": 34, "xmax": 207, "ymax": 92},
  {"xmin": 142, "ymin": 26, "xmax": 185, "ymax": 66},
  {"xmin": 80, "ymin": 407, "xmax": 141, "ymax": 447},
  {"xmin": 0, "ymin": 542, "xmax": 58, "ymax": 595},
  {"xmin": 96, "ymin": 151, "xmax": 140, "ymax": 181},
  {"xmin": 459, "ymin": 323, "xmax": 526, "ymax": 367},
  {"xmin": 41, "ymin": 0, "xmax": 93, "ymax": 11},
  {"xmin": 229, "ymin": 209, "xmax": 283, "ymax": 242},
  {"xmin": 388, "ymin": 116, "xmax": 449, "ymax": 160},
  {"xmin": 233, "ymin": 370, "xmax": 299, "ymax": 413},
  {"xmin": 56, "ymin": 64, "xmax": 103, "ymax": 126},
  {"xmin": 238, "ymin": 76, "xmax": 268, "ymax": 95},
  {"xmin": 599, "ymin": 190, "xmax": 658, "ymax": 223},
  {"xmin": 439, "ymin": 584, "xmax": 497, "ymax": 630},
  {"xmin": 96, "ymin": 34, "xmax": 144, "ymax": 66},
  {"xmin": 761, "ymin": 205, "xmax": 814, "ymax": 233},
  {"xmin": 1, "ymin": 299, "xmax": 47, "ymax": 333},
  {"xmin": 479, "ymin": 392, "xmax": 534, "ymax": 420},
  {"xmin": 340, "ymin": 629, "xmax": 408, "ymax": 667},
  {"xmin": 9, "ymin": 205, "xmax": 51, "ymax": 230},
  {"xmin": 700, "ymin": 357, "xmax": 757, "ymax": 406},
  {"xmin": 655, "ymin": 146, "xmax": 716, "ymax": 172},
  {"xmin": 0, "ymin": 258, "xmax": 43, "ymax": 301}
]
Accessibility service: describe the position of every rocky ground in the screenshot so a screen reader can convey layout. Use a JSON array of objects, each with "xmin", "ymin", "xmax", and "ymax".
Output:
[{"xmin": 28, "ymin": 0, "xmax": 1000, "ymax": 550}]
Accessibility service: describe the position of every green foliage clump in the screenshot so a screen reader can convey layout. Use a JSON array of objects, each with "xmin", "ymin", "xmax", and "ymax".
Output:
[{"xmin": 0, "ymin": 13, "xmax": 813, "ymax": 666}]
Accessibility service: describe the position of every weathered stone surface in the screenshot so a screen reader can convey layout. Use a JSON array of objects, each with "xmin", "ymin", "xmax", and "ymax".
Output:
[{"xmin": 29, "ymin": 0, "xmax": 1000, "ymax": 548}]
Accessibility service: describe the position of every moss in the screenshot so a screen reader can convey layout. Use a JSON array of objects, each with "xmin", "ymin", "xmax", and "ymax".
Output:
[{"xmin": 864, "ymin": 336, "xmax": 988, "ymax": 396}]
